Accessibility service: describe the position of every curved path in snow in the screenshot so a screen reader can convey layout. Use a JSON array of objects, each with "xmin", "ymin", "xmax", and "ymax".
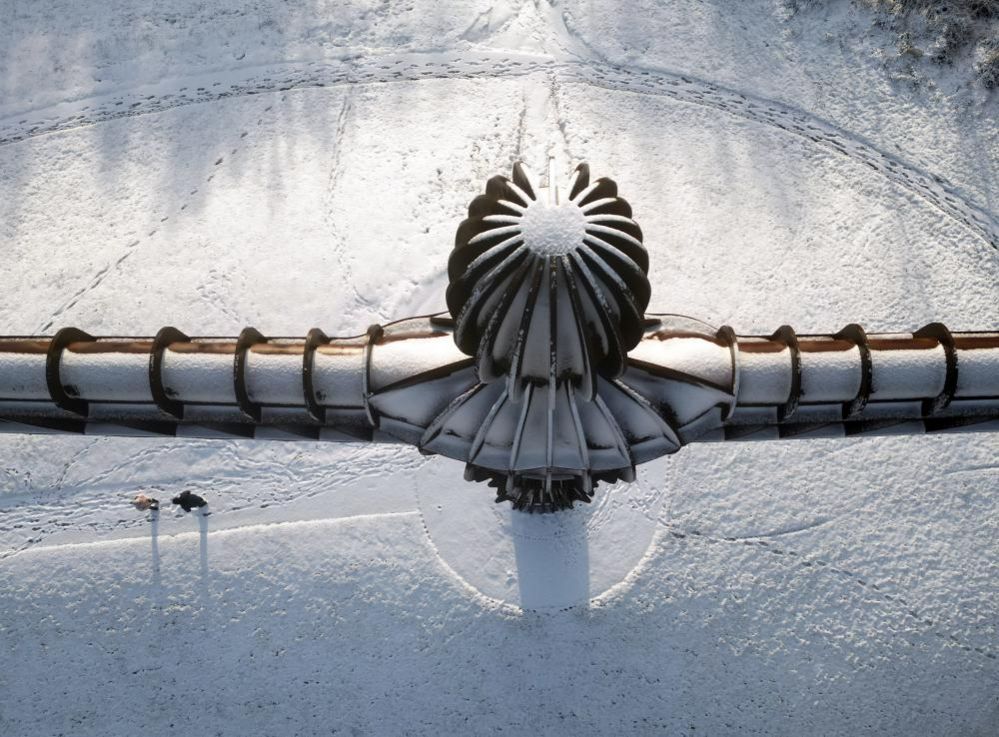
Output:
[{"xmin": 2, "ymin": 50, "xmax": 997, "ymax": 252}]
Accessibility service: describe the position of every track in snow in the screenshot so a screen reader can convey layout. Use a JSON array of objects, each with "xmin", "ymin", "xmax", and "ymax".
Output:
[{"xmin": 2, "ymin": 51, "xmax": 996, "ymax": 252}]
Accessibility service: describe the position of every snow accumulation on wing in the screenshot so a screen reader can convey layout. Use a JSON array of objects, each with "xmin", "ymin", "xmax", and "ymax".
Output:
[{"xmin": 0, "ymin": 1, "xmax": 997, "ymax": 736}]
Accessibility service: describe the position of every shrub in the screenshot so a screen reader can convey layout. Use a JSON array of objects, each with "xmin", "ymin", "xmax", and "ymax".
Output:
[{"xmin": 788, "ymin": 0, "xmax": 999, "ymax": 89}]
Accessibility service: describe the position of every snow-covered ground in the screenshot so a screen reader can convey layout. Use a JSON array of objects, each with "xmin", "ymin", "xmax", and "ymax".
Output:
[{"xmin": 1, "ymin": 1, "xmax": 997, "ymax": 735}]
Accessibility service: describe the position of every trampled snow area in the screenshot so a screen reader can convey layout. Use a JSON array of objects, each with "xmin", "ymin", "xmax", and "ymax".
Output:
[{"xmin": 1, "ymin": 1, "xmax": 997, "ymax": 735}]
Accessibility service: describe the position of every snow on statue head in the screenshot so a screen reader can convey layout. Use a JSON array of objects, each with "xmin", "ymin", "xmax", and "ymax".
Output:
[{"xmin": 441, "ymin": 163, "xmax": 663, "ymax": 511}]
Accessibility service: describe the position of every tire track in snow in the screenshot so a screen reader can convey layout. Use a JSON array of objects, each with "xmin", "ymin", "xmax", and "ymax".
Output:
[
  {"xmin": 568, "ymin": 61, "xmax": 999, "ymax": 253},
  {"xmin": 320, "ymin": 89, "xmax": 388, "ymax": 325},
  {"xmin": 2, "ymin": 51, "xmax": 996, "ymax": 253},
  {"xmin": 34, "ymin": 106, "xmax": 274, "ymax": 333}
]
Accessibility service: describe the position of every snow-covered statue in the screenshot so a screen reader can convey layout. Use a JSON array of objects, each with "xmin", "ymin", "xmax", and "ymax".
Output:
[
  {"xmin": 397, "ymin": 163, "xmax": 720, "ymax": 509},
  {"xmin": 0, "ymin": 164, "xmax": 996, "ymax": 511}
]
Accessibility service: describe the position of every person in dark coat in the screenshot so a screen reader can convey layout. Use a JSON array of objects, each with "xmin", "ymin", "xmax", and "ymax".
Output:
[{"xmin": 172, "ymin": 490, "xmax": 208, "ymax": 513}]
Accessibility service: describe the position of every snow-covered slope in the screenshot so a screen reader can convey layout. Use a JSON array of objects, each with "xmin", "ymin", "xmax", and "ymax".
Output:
[{"xmin": 0, "ymin": 1, "xmax": 996, "ymax": 735}]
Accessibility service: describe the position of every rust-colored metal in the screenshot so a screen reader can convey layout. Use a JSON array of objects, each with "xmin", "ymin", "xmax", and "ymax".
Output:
[
  {"xmin": 797, "ymin": 337, "xmax": 856, "ymax": 352},
  {"xmin": 0, "ymin": 339, "xmax": 50, "ymax": 354}
]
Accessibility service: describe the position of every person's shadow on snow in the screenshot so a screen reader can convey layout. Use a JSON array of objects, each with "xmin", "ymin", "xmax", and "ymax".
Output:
[
  {"xmin": 170, "ymin": 490, "xmax": 211, "ymax": 582},
  {"xmin": 197, "ymin": 509, "xmax": 209, "ymax": 581},
  {"xmin": 149, "ymin": 508, "xmax": 161, "ymax": 587}
]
